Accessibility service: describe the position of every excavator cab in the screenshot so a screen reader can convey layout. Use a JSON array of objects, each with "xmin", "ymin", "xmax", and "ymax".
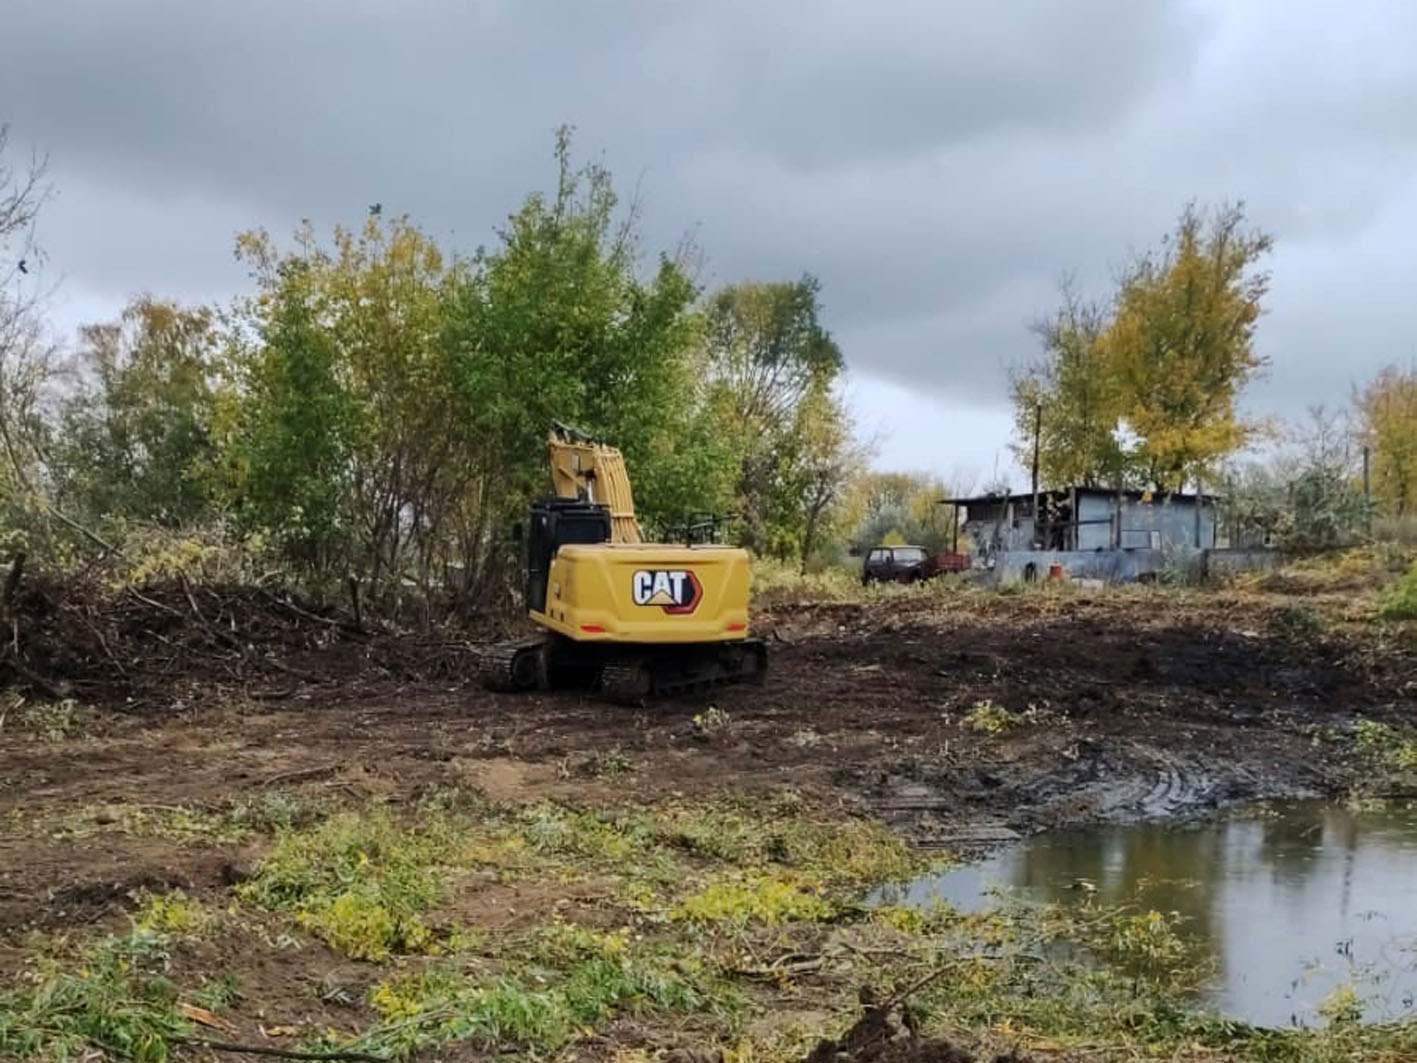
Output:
[
  {"xmin": 525, "ymin": 498, "xmax": 611, "ymax": 613},
  {"xmin": 482, "ymin": 424, "xmax": 766, "ymax": 703}
]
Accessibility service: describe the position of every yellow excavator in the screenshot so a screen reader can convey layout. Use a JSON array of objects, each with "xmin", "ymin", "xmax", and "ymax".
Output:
[{"xmin": 481, "ymin": 423, "xmax": 767, "ymax": 703}]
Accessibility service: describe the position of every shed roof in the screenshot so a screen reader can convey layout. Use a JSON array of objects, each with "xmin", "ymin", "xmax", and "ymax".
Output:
[{"xmin": 939, "ymin": 487, "xmax": 1213, "ymax": 507}]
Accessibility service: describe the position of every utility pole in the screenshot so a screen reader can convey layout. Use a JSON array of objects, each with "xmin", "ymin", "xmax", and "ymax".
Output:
[
  {"xmin": 1363, "ymin": 445, "xmax": 1372, "ymax": 534},
  {"xmin": 1031, "ymin": 403, "xmax": 1042, "ymax": 549}
]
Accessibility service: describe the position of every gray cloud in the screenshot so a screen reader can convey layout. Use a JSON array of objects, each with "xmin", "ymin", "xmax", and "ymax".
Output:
[{"xmin": 4, "ymin": 0, "xmax": 1417, "ymax": 467}]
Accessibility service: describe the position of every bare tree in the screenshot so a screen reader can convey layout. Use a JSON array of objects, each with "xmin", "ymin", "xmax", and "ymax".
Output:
[
  {"xmin": 0, "ymin": 125, "xmax": 64, "ymax": 531},
  {"xmin": 1, "ymin": 124, "xmax": 50, "ymax": 285}
]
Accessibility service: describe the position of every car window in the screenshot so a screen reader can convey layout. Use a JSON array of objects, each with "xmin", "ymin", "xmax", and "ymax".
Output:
[
  {"xmin": 893, "ymin": 547, "xmax": 926, "ymax": 563},
  {"xmin": 867, "ymin": 548, "xmax": 888, "ymax": 562}
]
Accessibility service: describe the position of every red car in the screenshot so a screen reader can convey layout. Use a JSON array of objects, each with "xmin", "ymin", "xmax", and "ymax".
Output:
[{"xmin": 861, "ymin": 545, "xmax": 970, "ymax": 585}]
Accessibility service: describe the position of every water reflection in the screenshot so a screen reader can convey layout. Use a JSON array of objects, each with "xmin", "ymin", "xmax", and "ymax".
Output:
[{"xmin": 886, "ymin": 801, "xmax": 1417, "ymax": 1028}]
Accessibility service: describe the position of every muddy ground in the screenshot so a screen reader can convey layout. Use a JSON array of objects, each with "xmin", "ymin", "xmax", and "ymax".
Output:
[{"xmin": 2, "ymin": 582, "xmax": 1415, "ymax": 1049}]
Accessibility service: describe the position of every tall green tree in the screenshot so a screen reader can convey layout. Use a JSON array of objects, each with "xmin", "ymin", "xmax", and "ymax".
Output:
[
  {"xmin": 1284, "ymin": 405, "xmax": 1368, "ymax": 548},
  {"xmin": 785, "ymin": 383, "xmax": 862, "ymax": 571},
  {"xmin": 1216, "ymin": 406, "xmax": 1369, "ymax": 549},
  {"xmin": 700, "ymin": 275, "xmax": 847, "ymax": 557},
  {"xmin": 841, "ymin": 470, "xmax": 956, "ymax": 554},
  {"xmin": 56, "ymin": 297, "xmax": 221, "ymax": 525},
  {"xmin": 441, "ymin": 128, "xmax": 713, "ymax": 597},
  {"xmin": 1009, "ymin": 281, "xmax": 1127, "ymax": 489},
  {"xmin": 314, "ymin": 215, "xmax": 459, "ymax": 590},
  {"xmin": 0, "ymin": 125, "xmax": 878, "ymax": 614},
  {"xmin": 232, "ymin": 255, "xmax": 354, "ymax": 575},
  {"xmin": 235, "ymin": 214, "xmax": 476, "ymax": 599},
  {"xmin": 227, "ymin": 131, "xmax": 722, "ymax": 611}
]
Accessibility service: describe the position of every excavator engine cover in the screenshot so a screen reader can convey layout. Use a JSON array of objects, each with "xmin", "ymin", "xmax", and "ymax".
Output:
[{"xmin": 534, "ymin": 543, "xmax": 750, "ymax": 643}]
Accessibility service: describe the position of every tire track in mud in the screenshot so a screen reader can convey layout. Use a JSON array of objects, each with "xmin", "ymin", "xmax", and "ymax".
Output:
[
  {"xmin": 1015, "ymin": 737, "xmax": 1324, "ymax": 831},
  {"xmin": 1032, "ymin": 748, "xmax": 1220, "ymax": 823},
  {"xmin": 1023, "ymin": 725, "xmax": 1328, "ymax": 826},
  {"xmin": 862, "ymin": 726, "xmax": 1331, "ymax": 849}
]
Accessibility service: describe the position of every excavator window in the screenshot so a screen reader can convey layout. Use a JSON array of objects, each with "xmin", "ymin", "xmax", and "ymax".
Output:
[{"xmin": 526, "ymin": 499, "xmax": 611, "ymax": 613}]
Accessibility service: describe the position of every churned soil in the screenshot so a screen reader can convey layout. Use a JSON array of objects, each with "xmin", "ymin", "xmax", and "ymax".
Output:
[{"xmin": 2, "ymin": 579, "xmax": 1412, "ymax": 1042}]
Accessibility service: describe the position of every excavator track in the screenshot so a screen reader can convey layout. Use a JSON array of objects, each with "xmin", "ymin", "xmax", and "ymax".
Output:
[
  {"xmin": 477, "ymin": 636, "xmax": 549, "ymax": 692},
  {"xmin": 599, "ymin": 659, "xmax": 654, "ymax": 707},
  {"xmin": 600, "ymin": 639, "xmax": 767, "ymax": 706},
  {"xmin": 479, "ymin": 635, "xmax": 767, "ymax": 704}
]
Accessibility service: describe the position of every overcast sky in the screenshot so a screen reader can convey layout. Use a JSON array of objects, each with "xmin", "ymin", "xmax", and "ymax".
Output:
[{"xmin": 5, "ymin": 0, "xmax": 1417, "ymax": 490}]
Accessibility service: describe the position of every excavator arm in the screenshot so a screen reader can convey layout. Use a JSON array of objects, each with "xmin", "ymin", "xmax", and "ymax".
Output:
[{"xmin": 547, "ymin": 422, "xmax": 641, "ymax": 544}]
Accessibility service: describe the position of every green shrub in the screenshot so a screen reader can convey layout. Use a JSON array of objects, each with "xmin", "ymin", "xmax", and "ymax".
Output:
[
  {"xmin": 1103, "ymin": 910, "xmax": 1190, "ymax": 976},
  {"xmin": 750, "ymin": 557, "xmax": 859, "ymax": 602},
  {"xmin": 1379, "ymin": 563, "xmax": 1417, "ymax": 619},
  {"xmin": 1275, "ymin": 605, "xmax": 1325, "ymax": 638},
  {"xmin": 20, "ymin": 700, "xmax": 86, "ymax": 741},
  {"xmin": 133, "ymin": 889, "xmax": 212, "ymax": 935},
  {"xmin": 516, "ymin": 802, "xmax": 651, "ymax": 863},
  {"xmin": 1374, "ymin": 514, "xmax": 1417, "ymax": 548}
]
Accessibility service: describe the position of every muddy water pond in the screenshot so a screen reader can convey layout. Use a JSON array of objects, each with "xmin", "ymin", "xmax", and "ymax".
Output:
[{"xmin": 883, "ymin": 801, "xmax": 1417, "ymax": 1028}]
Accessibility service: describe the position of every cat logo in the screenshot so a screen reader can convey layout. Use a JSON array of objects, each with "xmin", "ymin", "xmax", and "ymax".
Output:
[{"xmin": 631, "ymin": 569, "xmax": 703, "ymax": 614}]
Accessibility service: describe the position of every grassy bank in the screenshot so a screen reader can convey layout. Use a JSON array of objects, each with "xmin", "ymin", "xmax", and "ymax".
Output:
[{"xmin": 5, "ymin": 789, "xmax": 1417, "ymax": 1063}]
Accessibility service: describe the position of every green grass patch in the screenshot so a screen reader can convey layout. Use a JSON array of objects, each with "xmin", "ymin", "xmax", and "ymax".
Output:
[
  {"xmin": 672, "ymin": 871, "xmax": 834, "ymax": 926},
  {"xmin": 236, "ymin": 807, "xmax": 457, "ymax": 960},
  {"xmin": 132, "ymin": 890, "xmax": 214, "ymax": 937},
  {"xmin": 516, "ymin": 800, "xmax": 654, "ymax": 863},
  {"xmin": 1379, "ymin": 562, "xmax": 1417, "ymax": 619},
  {"xmin": 963, "ymin": 699, "xmax": 1019, "ymax": 735},
  {"xmin": 233, "ymin": 791, "xmax": 933, "ymax": 961},
  {"xmin": 1353, "ymin": 719, "xmax": 1417, "ymax": 774},
  {"xmin": 32, "ymin": 791, "xmax": 314, "ymax": 844},
  {"xmin": 648, "ymin": 796, "xmax": 925, "ymax": 887},
  {"xmin": 867, "ymin": 902, "xmax": 960, "ymax": 935},
  {"xmin": 814, "ymin": 894, "xmax": 1417, "ymax": 1062},
  {"xmin": 352, "ymin": 922, "xmax": 733, "ymax": 1059},
  {"xmin": 750, "ymin": 558, "xmax": 861, "ymax": 602},
  {"xmin": 1274, "ymin": 604, "xmax": 1326, "ymax": 638},
  {"xmin": 15, "ymin": 786, "xmax": 1417, "ymax": 1063},
  {"xmin": 0, "ymin": 930, "xmax": 192, "ymax": 1063},
  {"xmin": 17, "ymin": 699, "xmax": 88, "ymax": 741}
]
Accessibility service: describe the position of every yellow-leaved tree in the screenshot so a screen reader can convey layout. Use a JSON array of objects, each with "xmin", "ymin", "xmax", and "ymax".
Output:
[
  {"xmin": 1101, "ymin": 202, "xmax": 1273, "ymax": 492},
  {"xmin": 840, "ymin": 470, "xmax": 956, "ymax": 553},
  {"xmin": 1357, "ymin": 364, "xmax": 1417, "ymax": 516}
]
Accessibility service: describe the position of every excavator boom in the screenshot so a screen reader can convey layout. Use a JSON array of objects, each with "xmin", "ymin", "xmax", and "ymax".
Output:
[{"xmin": 547, "ymin": 423, "xmax": 641, "ymax": 544}]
